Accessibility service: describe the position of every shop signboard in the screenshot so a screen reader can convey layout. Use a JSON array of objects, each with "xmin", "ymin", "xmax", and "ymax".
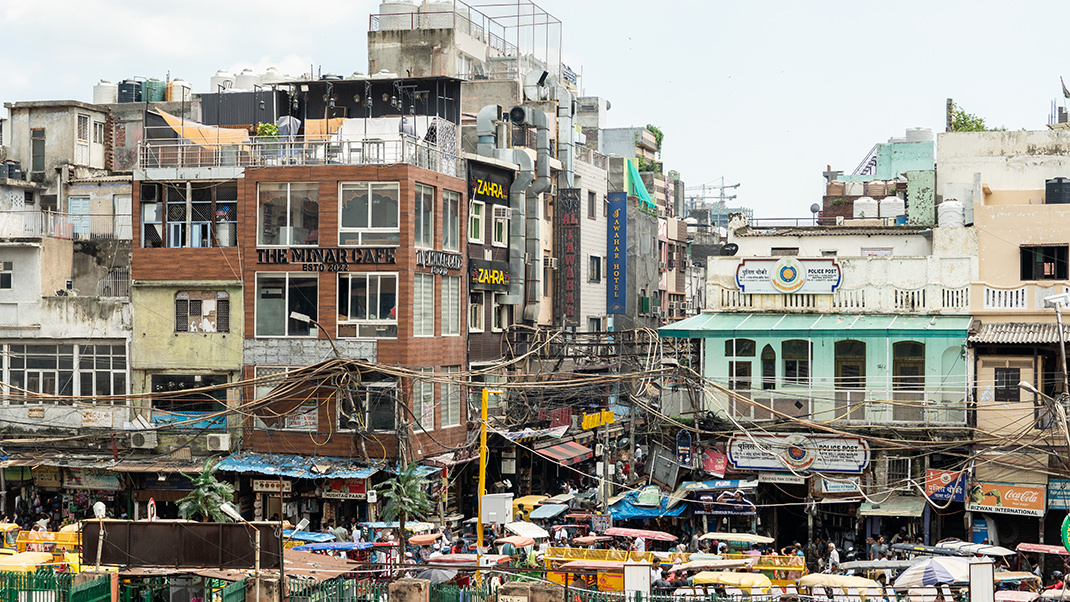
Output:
[
  {"xmin": 554, "ymin": 188, "xmax": 582, "ymax": 326},
  {"xmin": 821, "ymin": 477, "xmax": 860, "ymax": 494},
  {"xmin": 606, "ymin": 192, "xmax": 627, "ymax": 314},
  {"xmin": 758, "ymin": 472, "xmax": 806, "ymax": 485},
  {"xmin": 703, "ymin": 450, "xmax": 727, "ymax": 478},
  {"xmin": 469, "ymin": 258, "xmax": 510, "ymax": 292},
  {"xmin": 253, "ymin": 480, "xmax": 292, "ymax": 494},
  {"xmin": 965, "ymin": 481, "xmax": 1045, "ymax": 517},
  {"xmin": 323, "ymin": 478, "xmax": 367, "ymax": 500},
  {"xmin": 676, "ymin": 430, "xmax": 692, "ymax": 466},
  {"xmin": 926, "ymin": 469, "xmax": 966, "ymax": 502},
  {"xmin": 727, "ymin": 432, "xmax": 869, "ymax": 474},
  {"xmin": 590, "ymin": 513, "xmax": 612, "ymax": 533},
  {"xmin": 32, "ymin": 466, "xmax": 62, "ymax": 489},
  {"xmin": 1049, "ymin": 479, "xmax": 1070, "ymax": 510},
  {"xmin": 64, "ymin": 468, "xmax": 123, "ymax": 491},
  {"xmin": 469, "ymin": 161, "xmax": 513, "ymax": 207},
  {"xmin": 736, "ymin": 257, "xmax": 842, "ymax": 294}
]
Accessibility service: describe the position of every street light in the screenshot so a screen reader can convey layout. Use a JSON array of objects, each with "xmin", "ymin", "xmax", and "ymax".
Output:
[
  {"xmin": 221, "ymin": 503, "xmax": 261, "ymax": 602},
  {"xmin": 289, "ymin": 311, "xmax": 341, "ymax": 358}
]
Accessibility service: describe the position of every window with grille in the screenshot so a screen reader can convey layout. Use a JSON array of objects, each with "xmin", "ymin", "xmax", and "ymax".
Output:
[
  {"xmin": 993, "ymin": 367, "xmax": 1021, "ymax": 402},
  {"xmin": 31, "ymin": 129, "xmax": 45, "ymax": 172},
  {"xmin": 783, "ymin": 339, "xmax": 811, "ymax": 385},
  {"xmin": 77, "ymin": 114, "xmax": 90, "ymax": 143},
  {"xmin": 0, "ymin": 262, "xmax": 12, "ymax": 289},
  {"xmin": 886, "ymin": 457, "xmax": 911, "ymax": 488}
]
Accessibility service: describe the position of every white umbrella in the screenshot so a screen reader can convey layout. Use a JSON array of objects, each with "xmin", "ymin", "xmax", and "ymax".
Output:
[{"xmin": 893, "ymin": 557, "xmax": 970, "ymax": 588}]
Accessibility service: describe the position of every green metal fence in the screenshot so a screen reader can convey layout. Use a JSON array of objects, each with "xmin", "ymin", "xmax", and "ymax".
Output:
[
  {"xmin": 71, "ymin": 575, "xmax": 111, "ymax": 602},
  {"xmin": 288, "ymin": 579, "xmax": 390, "ymax": 602},
  {"xmin": 428, "ymin": 584, "xmax": 497, "ymax": 602},
  {"xmin": 0, "ymin": 570, "xmax": 75, "ymax": 602},
  {"xmin": 221, "ymin": 578, "xmax": 246, "ymax": 602}
]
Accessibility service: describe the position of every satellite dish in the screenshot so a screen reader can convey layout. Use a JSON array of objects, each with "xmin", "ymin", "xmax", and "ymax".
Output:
[
  {"xmin": 810, "ymin": 203, "xmax": 821, "ymax": 214},
  {"xmin": 721, "ymin": 243, "xmax": 739, "ymax": 256}
]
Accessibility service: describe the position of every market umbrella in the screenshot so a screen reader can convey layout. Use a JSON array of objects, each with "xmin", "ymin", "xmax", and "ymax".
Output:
[
  {"xmin": 495, "ymin": 536, "xmax": 535, "ymax": 548},
  {"xmin": 691, "ymin": 571, "xmax": 771, "ymax": 592},
  {"xmin": 797, "ymin": 574, "xmax": 880, "ymax": 589},
  {"xmin": 409, "ymin": 533, "xmax": 442, "ymax": 546},
  {"xmin": 699, "ymin": 532, "xmax": 774, "ymax": 544},
  {"xmin": 604, "ymin": 527, "xmax": 676, "ymax": 541},
  {"xmin": 415, "ymin": 568, "xmax": 458, "ymax": 584},
  {"xmin": 893, "ymin": 557, "xmax": 970, "ymax": 588}
]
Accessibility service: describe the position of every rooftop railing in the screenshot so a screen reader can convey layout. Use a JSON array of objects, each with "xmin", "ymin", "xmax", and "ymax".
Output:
[{"xmin": 0, "ymin": 210, "xmax": 129, "ymax": 241}]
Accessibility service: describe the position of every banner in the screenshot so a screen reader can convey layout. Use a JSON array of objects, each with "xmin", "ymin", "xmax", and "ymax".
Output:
[
  {"xmin": 965, "ymin": 481, "xmax": 1046, "ymax": 517},
  {"xmin": 691, "ymin": 489, "xmax": 757, "ymax": 516},
  {"xmin": 926, "ymin": 469, "xmax": 966, "ymax": 502},
  {"xmin": 607, "ymin": 192, "xmax": 628, "ymax": 313},
  {"xmin": 736, "ymin": 258, "xmax": 842, "ymax": 294},
  {"xmin": 727, "ymin": 432, "xmax": 869, "ymax": 474},
  {"xmin": 1050, "ymin": 479, "xmax": 1070, "ymax": 510},
  {"xmin": 469, "ymin": 258, "xmax": 510, "ymax": 292},
  {"xmin": 468, "ymin": 161, "xmax": 513, "ymax": 206},
  {"xmin": 703, "ymin": 451, "xmax": 727, "ymax": 478}
]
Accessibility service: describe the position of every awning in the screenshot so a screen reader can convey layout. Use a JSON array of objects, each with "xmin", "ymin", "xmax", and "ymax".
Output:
[
  {"xmin": 936, "ymin": 540, "xmax": 1014, "ymax": 557},
  {"xmin": 858, "ymin": 495, "xmax": 926, "ymax": 517},
  {"xmin": 282, "ymin": 529, "xmax": 336, "ymax": 543},
  {"xmin": 154, "ymin": 109, "xmax": 250, "ymax": 147},
  {"xmin": 423, "ymin": 452, "xmax": 478, "ymax": 468},
  {"xmin": 604, "ymin": 527, "xmax": 676, "ymax": 541},
  {"xmin": 1017, "ymin": 542, "xmax": 1070, "ymax": 556},
  {"xmin": 503, "ymin": 521, "xmax": 550, "ymax": 539},
  {"xmin": 659, "ymin": 313, "xmax": 973, "ymax": 339},
  {"xmin": 110, "ymin": 461, "xmax": 203, "ymax": 474},
  {"xmin": 609, "ymin": 488, "xmax": 686, "ymax": 521},
  {"xmin": 969, "ymin": 322, "xmax": 1070, "ymax": 345},
  {"xmin": 215, "ymin": 453, "xmax": 379, "ymax": 480},
  {"xmin": 534, "ymin": 441, "xmax": 594, "ymax": 466},
  {"xmin": 544, "ymin": 493, "xmax": 575, "ymax": 505},
  {"xmin": 528, "ymin": 504, "xmax": 569, "ymax": 520}
]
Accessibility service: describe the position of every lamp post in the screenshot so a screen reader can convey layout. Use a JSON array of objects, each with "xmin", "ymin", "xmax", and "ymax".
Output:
[
  {"xmin": 289, "ymin": 311, "xmax": 341, "ymax": 358},
  {"xmin": 220, "ymin": 502, "xmax": 261, "ymax": 602}
]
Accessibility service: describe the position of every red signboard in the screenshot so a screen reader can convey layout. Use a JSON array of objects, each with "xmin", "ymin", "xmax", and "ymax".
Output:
[
  {"xmin": 703, "ymin": 451, "xmax": 727, "ymax": 478},
  {"xmin": 323, "ymin": 478, "xmax": 367, "ymax": 499}
]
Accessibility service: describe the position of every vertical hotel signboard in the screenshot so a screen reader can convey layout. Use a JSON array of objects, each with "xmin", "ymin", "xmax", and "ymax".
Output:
[
  {"xmin": 607, "ymin": 192, "xmax": 627, "ymax": 313},
  {"xmin": 555, "ymin": 188, "xmax": 581, "ymax": 326}
]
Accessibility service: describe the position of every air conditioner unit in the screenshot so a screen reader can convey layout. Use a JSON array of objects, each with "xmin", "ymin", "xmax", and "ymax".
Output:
[
  {"xmin": 549, "ymin": 184, "xmax": 558, "ymax": 198},
  {"xmin": 659, "ymin": 310, "xmax": 668, "ymax": 319},
  {"xmin": 130, "ymin": 431, "xmax": 157, "ymax": 449},
  {"xmin": 668, "ymin": 302, "xmax": 677, "ymax": 310},
  {"xmin": 543, "ymin": 257, "xmax": 558, "ymax": 270},
  {"xmin": 492, "ymin": 205, "xmax": 510, "ymax": 220},
  {"xmin": 206, "ymin": 433, "xmax": 231, "ymax": 452}
]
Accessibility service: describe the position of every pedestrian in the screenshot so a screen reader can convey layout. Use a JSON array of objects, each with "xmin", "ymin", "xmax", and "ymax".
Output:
[
  {"xmin": 870, "ymin": 535, "xmax": 888, "ymax": 560},
  {"xmin": 828, "ymin": 543, "xmax": 840, "ymax": 567}
]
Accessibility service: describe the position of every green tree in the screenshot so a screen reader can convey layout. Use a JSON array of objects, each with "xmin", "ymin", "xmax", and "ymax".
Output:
[
  {"xmin": 177, "ymin": 459, "xmax": 235, "ymax": 522},
  {"xmin": 374, "ymin": 462, "xmax": 433, "ymax": 568},
  {"xmin": 949, "ymin": 103, "xmax": 1004, "ymax": 132}
]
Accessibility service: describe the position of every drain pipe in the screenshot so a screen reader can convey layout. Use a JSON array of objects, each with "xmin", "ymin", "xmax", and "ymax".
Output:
[
  {"xmin": 475, "ymin": 104, "xmax": 499, "ymax": 158},
  {"xmin": 555, "ymin": 84, "xmax": 575, "ymax": 188},
  {"xmin": 497, "ymin": 150, "xmax": 533, "ymax": 306},
  {"xmin": 508, "ymin": 106, "xmax": 551, "ymax": 321}
]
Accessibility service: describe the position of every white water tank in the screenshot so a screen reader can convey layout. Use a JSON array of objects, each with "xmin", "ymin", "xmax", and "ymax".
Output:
[
  {"xmin": 210, "ymin": 70, "xmax": 235, "ymax": 92},
  {"xmin": 234, "ymin": 68, "xmax": 259, "ymax": 90},
  {"xmin": 93, "ymin": 80, "xmax": 118, "ymax": 104},
  {"xmin": 905, "ymin": 127, "xmax": 933, "ymax": 143},
  {"xmin": 166, "ymin": 79, "xmax": 192, "ymax": 102},
  {"xmin": 347, "ymin": 72, "xmax": 366, "ymax": 80},
  {"xmin": 261, "ymin": 67, "xmax": 285, "ymax": 84},
  {"xmin": 938, "ymin": 200, "xmax": 965, "ymax": 228},
  {"xmin": 379, "ymin": 1, "xmax": 417, "ymax": 30},
  {"xmin": 879, "ymin": 196, "xmax": 906, "ymax": 219},
  {"xmin": 853, "ymin": 196, "xmax": 878, "ymax": 219},
  {"xmin": 371, "ymin": 69, "xmax": 398, "ymax": 79},
  {"xmin": 845, "ymin": 181, "xmax": 864, "ymax": 196}
]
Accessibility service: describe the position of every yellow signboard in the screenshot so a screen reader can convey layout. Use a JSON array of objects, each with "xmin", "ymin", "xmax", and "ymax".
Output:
[{"xmin": 581, "ymin": 410, "xmax": 615, "ymax": 430}]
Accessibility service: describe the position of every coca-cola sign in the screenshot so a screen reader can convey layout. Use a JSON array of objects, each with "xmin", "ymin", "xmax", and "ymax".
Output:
[{"xmin": 965, "ymin": 481, "xmax": 1046, "ymax": 517}]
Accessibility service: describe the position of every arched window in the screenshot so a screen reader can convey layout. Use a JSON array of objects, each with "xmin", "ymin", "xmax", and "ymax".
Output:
[
  {"xmin": 761, "ymin": 344, "xmax": 776, "ymax": 390},
  {"xmin": 724, "ymin": 339, "xmax": 756, "ymax": 357},
  {"xmin": 835, "ymin": 340, "xmax": 866, "ymax": 389},
  {"xmin": 782, "ymin": 339, "xmax": 811, "ymax": 385},
  {"xmin": 893, "ymin": 341, "xmax": 925, "ymax": 390}
]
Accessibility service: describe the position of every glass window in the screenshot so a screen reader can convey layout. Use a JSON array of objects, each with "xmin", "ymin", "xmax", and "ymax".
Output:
[
  {"xmin": 257, "ymin": 182, "xmax": 319, "ymax": 246},
  {"xmin": 782, "ymin": 340, "xmax": 811, "ymax": 385},
  {"xmin": 588, "ymin": 256, "xmax": 601, "ymax": 282},
  {"xmin": 0, "ymin": 262, "xmax": 12, "ymax": 289},
  {"xmin": 442, "ymin": 276, "xmax": 461, "ymax": 336},
  {"xmin": 339, "ymin": 182, "xmax": 400, "ymax": 246},
  {"xmin": 1021, "ymin": 246, "xmax": 1069, "ymax": 280},
  {"xmin": 364, "ymin": 383, "xmax": 397, "ymax": 432},
  {"xmin": 588, "ymin": 190, "xmax": 597, "ymax": 219},
  {"xmin": 994, "ymin": 367, "xmax": 1021, "ymax": 402},
  {"xmin": 835, "ymin": 340, "xmax": 866, "ymax": 389},
  {"xmin": 31, "ymin": 129, "xmax": 45, "ymax": 172},
  {"xmin": 761, "ymin": 344, "xmax": 775, "ymax": 390},
  {"xmin": 491, "ymin": 295, "xmax": 510, "ymax": 332},
  {"xmin": 255, "ymin": 273, "xmax": 318, "ymax": 337},
  {"xmin": 729, "ymin": 361, "xmax": 751, "ymax": 390},
  {"xmin": 492, "ymin": 207, "xmax": 509, "ymax": 247},
  {"xmin": 892, "ymin": 341, "xmax": 925, "ymax": 391},
  {"xmin": 338, "ymin": 273, "xmax": 398, "ymax": 339},
  {"xmin": 77, "ymin": 114, "xmax": 90, "ymax": 143},
  {"xmin": 442, "ymin": 366, "xmax": 461, "ymax": 427},
  {"xmin": 469, "ymin": 201, "xmax": 485, "ymax": 243},
  {"xmin": 93, "ymin": 121, "xmax": 105, "ymax": 144},
  {"xmin": 150, "ymin": 373, "xmax": 227, "ymax": 430},
  {"xmin": 415, "ymin": 183, "xmax": 434, "ymax": 249},
  {"xmin": 469, "ymin": 292, "xmax": 485, "ymax": 333},
  {"xmin": 415, "ymin": 368, "xmax": 434, "ymax": 431},
  {"xmin": 175, "ymin": 291, "xmax": 230, "ymax": 333},
  {"xmin": 725, "ymin": 339, "xmax": 756, "ymax": 357},
  {"xmin": 414, "ymin": 273, "xmax": 435, "ymax": 337},
  {"xmin": 443, "ymin": 190, "xmax": 460, "ymax": 251},
  {"xmin": 76, "ymin": 344, "xmax": 127, "ymax": 400}
]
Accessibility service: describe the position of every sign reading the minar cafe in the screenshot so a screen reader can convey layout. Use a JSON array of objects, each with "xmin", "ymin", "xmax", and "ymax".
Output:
[{"xmin": 554, "ymin": 188, "xmax": 581, "ymax": 326}]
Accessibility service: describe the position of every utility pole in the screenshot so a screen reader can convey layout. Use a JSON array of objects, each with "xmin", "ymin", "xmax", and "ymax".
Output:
[{"xmin": 475, "ymin": 387, "xmax": 500, "ymax": 583}]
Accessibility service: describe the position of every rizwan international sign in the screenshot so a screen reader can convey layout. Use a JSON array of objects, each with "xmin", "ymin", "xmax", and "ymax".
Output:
[
  {"xmin": 727, "ymin": 432, "xmax": 869, "ymax": 474},
  {"xmin": 735, "ymin": 257, "xmax": 842, "ymax": 294},
  {"xmin": 965, "ymin": 481, "xmax": 1046, "ymax": 517}
]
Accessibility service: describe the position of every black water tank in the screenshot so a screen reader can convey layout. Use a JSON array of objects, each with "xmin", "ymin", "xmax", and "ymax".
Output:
[
  {"xmin": 1047, "ymin": 177, "xmax": 1070, "ymax": 204},
  {"xmin": 118, "ymin": 80, "xmax": 140, "ymax": 103}
]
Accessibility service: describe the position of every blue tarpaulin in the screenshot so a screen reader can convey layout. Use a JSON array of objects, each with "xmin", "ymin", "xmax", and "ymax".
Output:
[
  {"xmin": 283, "ymin": 529, "xmax": 336, "ymax": 543},
  {"xmin": 292, "ymin": 542, "xmax": 374, "ymax": 551},
  {"xmin": 528, "ymin": 504, "xmax": 569, "ymax": 520},
  {"xmin": 214, "ymin": 453, "xmax": 381, "ymax": 480},
  {"xmin": 608, "ymin": 489, "xmax": 686, "ymax": 521}
]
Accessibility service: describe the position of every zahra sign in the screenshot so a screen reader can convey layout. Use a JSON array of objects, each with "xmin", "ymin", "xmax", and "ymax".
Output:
[
  {"xmin": 727, "ymin": 433, "xmax": 869, "ymax": 474},
  {"xmin": 736, "ymin": 258, "xmax": 842, "ymax": 294}
]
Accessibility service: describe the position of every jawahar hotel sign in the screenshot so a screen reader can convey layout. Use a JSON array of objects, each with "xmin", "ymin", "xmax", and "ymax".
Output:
[{"xmin": 736, "ymin": 257, "xmax": 842, "ymax": 294}]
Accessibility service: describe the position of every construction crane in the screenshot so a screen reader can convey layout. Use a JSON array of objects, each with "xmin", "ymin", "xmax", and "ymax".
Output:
[{"xmin": 685, "ymin": 177, "xmax": 740, "ymax": 215}]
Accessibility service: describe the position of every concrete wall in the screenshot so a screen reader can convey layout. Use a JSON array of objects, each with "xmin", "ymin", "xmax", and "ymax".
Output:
[
  {"xmin": 4, "ymin": 103, "xmax": 108, "ymax": 189},
  {"xmin": 905, "ymin": 170, "xmax": 935, "ymax": 226},
  {"xmin": 460, "ymin": 80, "xmax": 522, "ymax": 117},
  {"xmin": 600, "ymin": 127, "xmax": 641, "ymax": 159},
  {"xmin": 726, "ymin": 229, "xmax": 934, "ymax": 257},
  {"xmin": 130, "ymin": 282, "xmax": 245, "ymax": 372},
  {"xmin": 369, "ymin": 28, "xmax": 457, "ymax": 78},
  {"xmin": 937, "ymin": 130, "xmax": 1070, "ymax": 198},
  {"xmin": 840, "ymin": 140, "xmax": 933, "ymax": 182},
  {"xmin": 576, "ymin": 155, "xmax": 608, "ymax": 329}
]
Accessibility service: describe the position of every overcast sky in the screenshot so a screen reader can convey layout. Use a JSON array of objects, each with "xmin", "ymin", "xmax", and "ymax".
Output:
[{"xmin": 3, "ymin": 1, "xmax": 1065, "ymax": 217}]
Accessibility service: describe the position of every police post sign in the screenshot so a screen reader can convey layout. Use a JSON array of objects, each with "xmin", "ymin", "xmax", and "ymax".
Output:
[{"xmin": 607, "ymin": 192, "xmax": 627, "ymax": 313}]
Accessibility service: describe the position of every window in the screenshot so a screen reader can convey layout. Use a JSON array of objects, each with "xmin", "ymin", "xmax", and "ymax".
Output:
[
  {"xmin": 175, "ymin": 291, "xmax": 230, "ymax": 333},
  {"xmin": 782, "ymin": 339, "xmax": 811, "ymax": 385},
  {"xmin": 469, "ymin": 201, "xmax": 485, "ymax": 243},
  {"xmin": 641, "ymin": 234, "xmax": 651, "ymax": 255},
  {"xmin": 886, "ymin": 457, "xmax": 911, "ymax": 487},
  {"xmin": 7, "ymin": 344, "xmax": 127, "ymax": 403},
  {"xmin": 77, "ymin": 114, "xmax": 90, "ymax": 143},
  {"xmin": 442, "ymin": 276, "xmax": 461, "ymax": 336},
  {"xmin": 31, "ymin": 129, "xmax": 45, "ymax": 172},
  {"xmin": 414, "ymin": 368, "xmax": 434, "ymax": 431},
  {"xmin": 339, "ymin": 182, "xmax": 400, "ymax": 246},
  {"xmin": 338, "ymin": 273, "xmax": 398, "ymax": 338},
  {"xmin": 415, "ymin": 183, "xmax": 434, "ymax": 249},
  {"xmin": 603, "ymin": 195, "xmax": 609, "ymax": 217},
  {"xmin": 363, "ymin": 382, "xmax": 397, "ymax": 431},
  {"xmin": 470, "ymin": 372, "xmax": 503, "ymax": 408},
  {"xmin": 761, "ymin": 344, "xmax": 775, "ymax": 390},
  {"xmin": 994, "ymin": 367, "xmax": 1021, "ymax": 402},
  {"xmin": 442, "ymin": 366, "xmax": 461, "ymax": 427},
  {"xmin": 1021, "ymin": 245, "xmax": 1069, "ymax": 280},
  {"xmin": 92, "ymin": 121, "xmax": 105, "ymax": 145},
  {"xmin": 892, "ymin": 341, "xmax": 925, "ymax": 390},
  {"xmin": 491, "ymin": 295, "xmax": 510, "ymax": 331},
  {"xmin": 588, "ymin": 255, "xmax": 602, "ymax": 282},
  {"xmin": 469, "ymin": 292, "xmax": 485, "ymax": 332},
  {"xmin": 254, "ymin": 366, "xmax": 319, "ymax": 431},
  {"xmin": 588, "ymin": 317, "xmax": 601, "ymax": 332},
  {"xmin": 835, "ymin": 340, "xmax": 866, "ymax": 388},
  {"xmin": 725, "ymin": 339, "xmax": 756, "ymax": 357},
  {"xmin": 729, "ymin": 361, "xmax": 751, "ymax": 390},
  {"xmin": 77, "ymin": 344, "xmax": 126, "ymax": 399},
  {"xmin": 257, "ymin": 182, "xmax": 319, "ymax": 246},
  {"xmin": 150, "ymin": 373, "xmax": 227, "ymax": 430},
  {"xmin": 414, "ymin": 273, "xmax": 435, "ymax": 336},
  {"xmin": 443, "ymin": 190, "xmax": 460, "ymax": 251},
  {"xmin": 254, "ymin": 273, "xmax": 318, "ymax": 337},
  {"xmin": 492, "ymin": 205, "xmax": 509, "ymax": 247},
  {"xmin": 588, "ymin": 191, "xmax": 597, "ymax": 219},
  {"xmin": 821, "ymin": 250, "xmax": 838, "ymax": 257},
  {"xmin": 0, "ymin": 262, "xmax": 11, "ymax": 289},
  {"xmin": 770, "ymin": 247, "xmax": 799, "ymax": 256}
]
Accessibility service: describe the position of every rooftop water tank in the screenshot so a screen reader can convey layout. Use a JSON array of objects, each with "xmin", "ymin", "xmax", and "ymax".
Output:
[
  {"xmin": 879, "ymin": 196, "xmax": 906, "ymax": 220},
  {"xmin": 938, "ymin": 200, "xmax": 965, "ymax": 228},
  {"xmin": 371, "ymin": 69, "xmax": 398, "ymax": 79},
  {"xmin": 865, "ymin": 180, "xmax": 887, "ymax": 197},
  {"xmin": 210, "ymin": 70, "xmax": 235, "ymax": 93},
  {"xmin": 1046, "ymin": 177, "xmax": 1070, "ymax": 204},
  {"xmin": 853, "ymin": 196, "xmax": 878, "ymax": 219},
  {"xmin": 234, "ymin": 68, "xmax": 259, "ymax": 90},
  {"xmin": 844, "ymin": 181, "xmax": 864, "ymax": 196},
  {"xmin": 261, "ymin": 67, "xmax": 285, "ymax": 84},
  {"xmin": 905, "ymin": 127, "xmax": 933, "ymax": 143},
  {"xmin": 346, "ymin": 72, "xmax": 366, "ymax": 80},
  {"xmin": 117, "ymin": 79, "xmax": 141, "ymax": 103},
  {"xmin": 166, "ymin": 79, "xmax": 192, "ymax": 102},
  {"xmin": 93, "ymin": 80, "xmax": 118, "ymax": 104},
  {"xmin": 143, "ymin": 78, "xmax": 166, "ymax": 102},
  {"xmin": 378, "ymin": 1, "xmax": 417, "ymax": 30}
]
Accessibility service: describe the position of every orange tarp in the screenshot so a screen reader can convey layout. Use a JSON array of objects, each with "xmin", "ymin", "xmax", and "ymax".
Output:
[{"xmin": 157, "ymin": 110, "xmax": 249, "ymax": 147}]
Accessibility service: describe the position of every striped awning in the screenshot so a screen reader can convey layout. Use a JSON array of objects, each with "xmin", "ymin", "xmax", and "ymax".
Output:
[{"xmin": 534, "ymin": 441, "xmax": 594, "ymax": 466}]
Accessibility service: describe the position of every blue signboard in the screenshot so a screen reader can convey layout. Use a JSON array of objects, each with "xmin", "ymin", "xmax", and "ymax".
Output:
[
  {"xmin": 1049, "ymin": 479, "xmax": 1070, "ymax": 510},
  {"xmin": 607, "ymin": 192, "xmax": 627, "ymax": 313},
  {"xmin": 925, "ymin": 469, "xmax": 966, "ymax": 502}
]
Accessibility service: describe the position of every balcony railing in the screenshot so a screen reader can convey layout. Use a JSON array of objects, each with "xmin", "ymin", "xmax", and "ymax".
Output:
[
  {"xmin": 138, "ymin": 134, "xmax": 465, "ymax": 179},
  {"xmin": 0, "ymin": 211, "xmax": 129, "ymax": 241},
  {"xmin": 728, "ymin": 388, "xmax": 967, "ymax": 425},
  {"xmin": 709, "ymin": 284, "xmax": 970, "ymax": 314}
]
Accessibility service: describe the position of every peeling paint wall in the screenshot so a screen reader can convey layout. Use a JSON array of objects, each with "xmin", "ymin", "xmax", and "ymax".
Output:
[{"xmin": 905, "ymin": 170, "xmax": 935, "ymax": 226}]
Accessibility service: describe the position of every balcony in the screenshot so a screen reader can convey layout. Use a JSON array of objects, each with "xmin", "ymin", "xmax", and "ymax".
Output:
[
  {"xmin": 709, "ymin": 284, "xmax": 970, "ymax": 314},
  {"xmin": 0, "ymin": 211, "xmax": 130, "ymax": 241},
  {"xmin": 726, "ymin": 387, "xmax": 967, "ymax": 426},
  {"xmin": 138, "ymin": 134, "xmax": 465, "ymax": 179}
]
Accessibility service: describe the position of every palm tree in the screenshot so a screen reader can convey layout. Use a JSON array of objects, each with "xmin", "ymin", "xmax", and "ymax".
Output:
[
  {"xmin": 177, "ymin": 459, "xmax": 236, "ymax": 522},
  {"xmin": 374, "ymin": 462, "xmax": 433, "ymax": 569}
]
